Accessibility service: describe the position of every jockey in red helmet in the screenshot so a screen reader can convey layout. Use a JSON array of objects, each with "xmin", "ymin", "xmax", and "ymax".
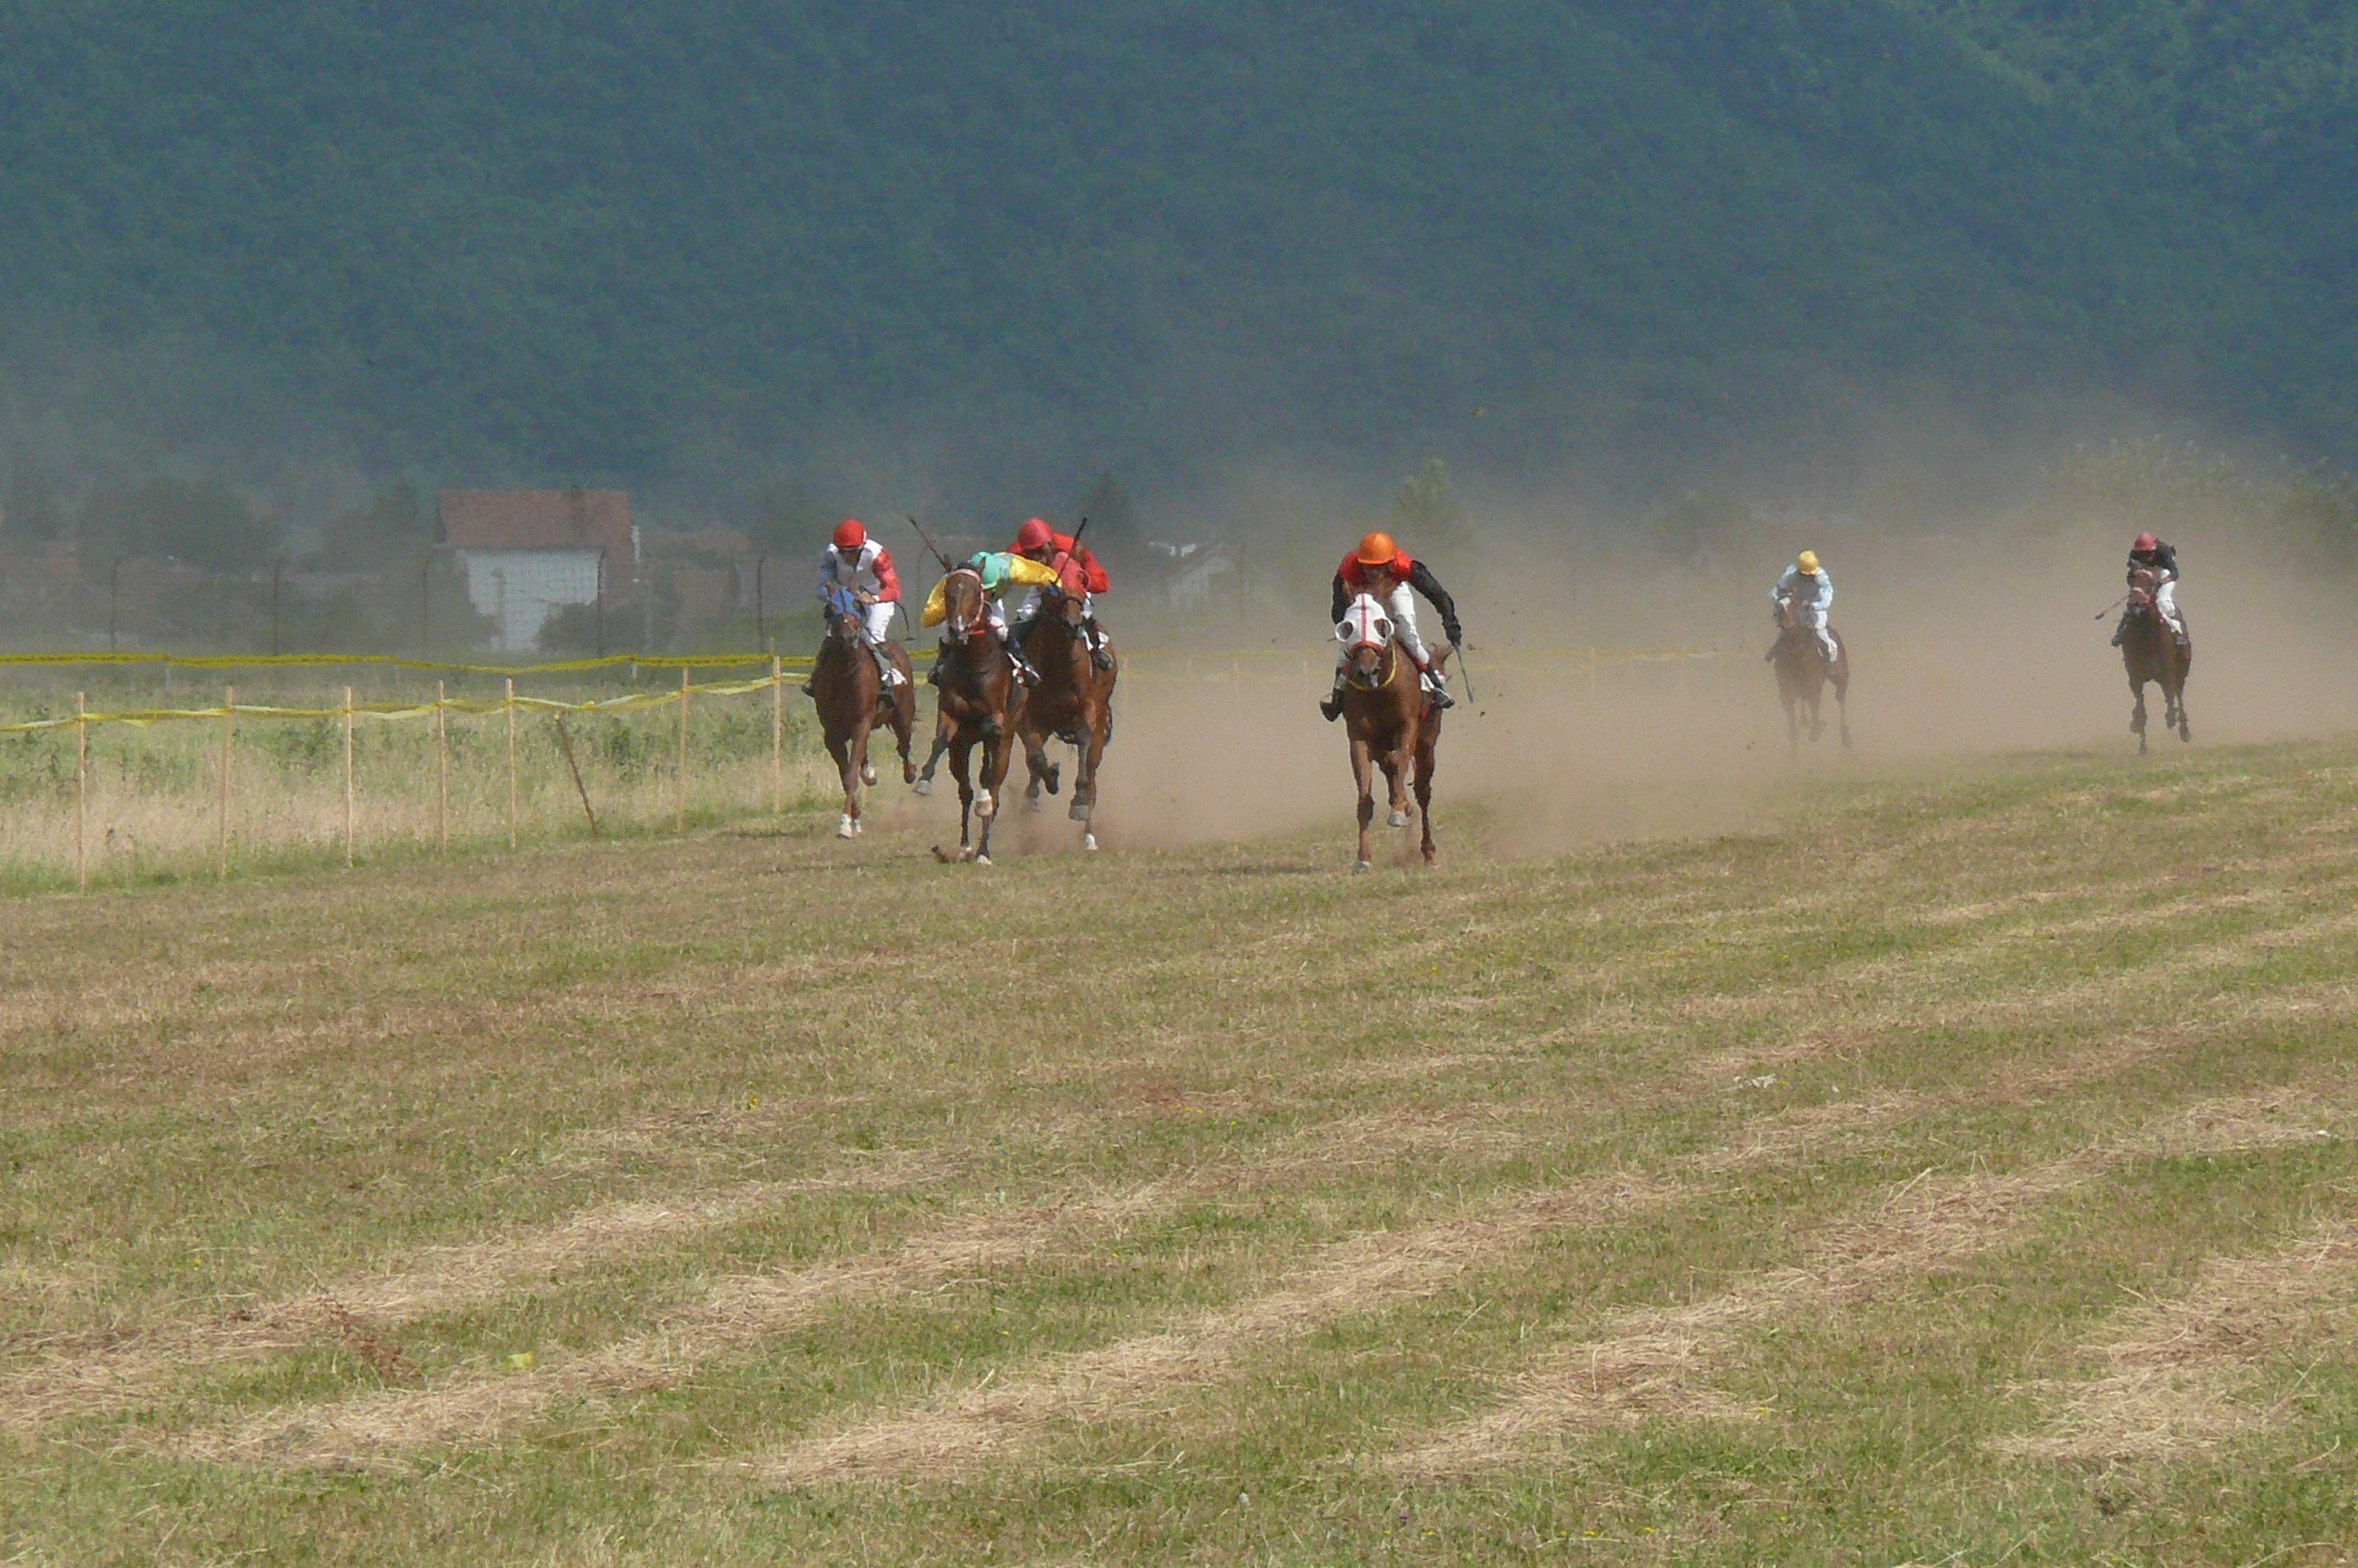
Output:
[
  {"xmin": 1320, "ymin": 531, "xmax": 1463, "ymax": 720},
  {"xmin": 1008, "ymin": 517, "xmax": 1114, "ymax": 671},
  {"xmin": 801, "ymin": 517, "xmax": 905, "ymax": 694},
  {"xmin": 2113, "ymin": 531, "xmax": 2187, "ymax": 649}
]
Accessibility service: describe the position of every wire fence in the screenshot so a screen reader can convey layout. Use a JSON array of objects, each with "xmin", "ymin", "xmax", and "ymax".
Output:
[{"xmin": 0, "ymin": 641, "xmax": 1735, "ymax": 891}]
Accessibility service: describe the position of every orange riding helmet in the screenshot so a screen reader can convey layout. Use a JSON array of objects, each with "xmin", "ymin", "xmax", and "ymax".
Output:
[{"xmin": 1356, "ymin": 531, "xmax": 1398, "ymax": 567}]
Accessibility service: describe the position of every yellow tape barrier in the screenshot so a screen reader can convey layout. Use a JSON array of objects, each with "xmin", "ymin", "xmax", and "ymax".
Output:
[
  {"xmin": 0, "ymin": 673, "xmax": 789, "ymax": 737},
  {"xmin": 0, "ymin": 650, "xmax": 779, "ymax": 676}
]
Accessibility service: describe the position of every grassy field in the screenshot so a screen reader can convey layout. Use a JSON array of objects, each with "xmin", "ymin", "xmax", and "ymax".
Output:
[{"xmin": 2, "ymin": 734, "xmax": 2356, "ymax": 1564}]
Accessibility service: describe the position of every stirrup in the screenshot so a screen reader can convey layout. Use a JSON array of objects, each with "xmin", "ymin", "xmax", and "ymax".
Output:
[
  {"xmin": 1318, "ymin": 693, "xmax": 1343, "ymax": 722},
  {"xmin": 1011, "ymin": 657, "xmax": 1040, "ymax": 689}
]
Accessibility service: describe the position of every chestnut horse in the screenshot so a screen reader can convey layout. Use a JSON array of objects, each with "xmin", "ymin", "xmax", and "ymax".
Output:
[
  {"xmin": 912, "ymin": 566, "xmax": 1026, "ymax": 863},
  {"xmin": 809, "ymin": 585, "xmax": 915, "ymax": 838},
  {"xmin": 1771, "ymin": 593, "xmax": 1852, "ymax": 758},
  {"xmin": 2122, "ymin": 564, "xmax": 2191, "ymax": 754},
  {"xmin": 1336, "ymin": 591, "xmax": 1442, "ymax": 871},
  {"xmin": 1016, "ymin": 575, "xmax": 1118, "ymax": 851}
]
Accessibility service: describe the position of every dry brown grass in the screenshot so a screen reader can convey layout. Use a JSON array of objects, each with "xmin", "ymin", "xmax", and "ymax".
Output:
[
  {"xmin": 2001, "ymin": 1220, "xmax": 2358, "ymax": 1463},
  {"xmin": 1384, "ymin": 1092, "xmax": 2341, "ymax": 1479}
]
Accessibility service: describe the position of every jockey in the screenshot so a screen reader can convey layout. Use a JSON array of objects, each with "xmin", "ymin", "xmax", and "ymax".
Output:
[
  {"xmin": 1008, "ymin": 517, "xmax": 1114, "ymax": 671},
  {"xmin": 804, "ymin": 518, "xmax": 903, "ymax": 694},
  {"xmin": 920, "ymin": 549, "xmax": 1061, "ymax": 687},
  {"xmin": 1768, "ymin": 550, "xmax": 1837, "ymax": 662},
  {"xmin": 2112, "ymin": 532, "xmax": 2187, "ymax": 649},
  {"xmin": 1320, "ymin": 531, "xmax": 1462, "ymax": 720}
]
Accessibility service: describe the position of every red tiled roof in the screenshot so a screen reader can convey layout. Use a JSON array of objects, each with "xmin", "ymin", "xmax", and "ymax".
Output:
[{"xmin": 440, "ymin": 488, "xmax": 634, "ymax": 558}]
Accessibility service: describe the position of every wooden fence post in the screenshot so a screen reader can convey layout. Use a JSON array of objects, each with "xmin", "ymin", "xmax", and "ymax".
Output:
[
  {"xmin": 74, "ymin": 692, "xmax": 87, "ymax": 893},
  {"xmin": 436, "ymin": 679, "xmax": 449, "ymax": 856},
  {"xmin": 771, "ymin": 655, "xmax": 783, "ymax": 814},
  {"xmin": 343, "ymin": 685, "xmax": 356, "ymax": 868},
  {"xmin": 505, "ymin": 677, "xmax": 518, "ymax": 850},
  {"xmin": 218, "ymin": 685, "xmax": 235, "ymax": 880},
  {"xmin": 676, "ymin": 665, "xmax": 690, "ymax": 834}
]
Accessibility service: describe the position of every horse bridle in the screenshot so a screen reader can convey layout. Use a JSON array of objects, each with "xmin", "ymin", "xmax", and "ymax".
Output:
[{"xmin": 944, "ymin": 567, "xmax": 989, "ymax": 642}]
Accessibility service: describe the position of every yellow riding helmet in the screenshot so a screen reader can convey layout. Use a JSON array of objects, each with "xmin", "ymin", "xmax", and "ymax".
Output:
[{"xmin": 1796, "ymin": 549, "xmax": 1821, "ymax": 575}]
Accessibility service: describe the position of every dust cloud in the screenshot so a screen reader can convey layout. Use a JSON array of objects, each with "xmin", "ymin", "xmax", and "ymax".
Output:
[{"xmin": 855, "ymin": 484, "xmax": 2358, "ymax": 866}]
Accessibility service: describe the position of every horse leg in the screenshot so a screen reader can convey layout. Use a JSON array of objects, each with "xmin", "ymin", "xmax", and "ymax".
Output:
[
  {"xmin": 1384, "ymin": 748, "xmax": 1411, "ymax": 830},
  {"xmin": 1414, "ymin": 733, "xmax": 1438, "ymax": 866},
  {"xmin": 1833, "ymin": 669, "xmax": 1853, "ymax": 752},
  {"xmin": 976, "ymin": 729, "xmax": 1015, "ymax": 863},
  {"xmin": 827, "ymin": 731, "xmax": 858, "ymax": 839},
  {"xmin": 892, "ymin": 683, "xmax": 919, "ymax": 783},
  {"xmin": 914, "ymin": 714, "xmax": 951, "ymax": 797},
  {"xmin": 2172, "ymin": 675, "xmax": 2191, "ymax": 743},
  {"xmin": 951, "ymin": 739, "xmax": 978, "ymax": 859},
  {"xmin": 1071, "ymin": 709, "xmax": 1106, "ymax": 846},
  {"xmin": 1020, "ymin": 724, "xmax": 1048, "ymax": 813},
  {"xmin": 1350, "ymin": 737, "xmax": 1376, "ymax": 873},
  {"xmin": 1783, "ymin": 689, "xmax": 1801, "ymax": 762},
  {"xmin": 1807, "ymin": 677, "xmax": 1825, "ymax": 743},
  {"xmin": 2129, "ymin": 675, "xmax": 2149, "ymax": 754}
]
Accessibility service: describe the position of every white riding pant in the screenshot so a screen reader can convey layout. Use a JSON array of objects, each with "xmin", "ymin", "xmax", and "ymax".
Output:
[
  {"xmin": 2155, "ymin": 579, "xmax": 2185, "ymax": 635},
  {"xmin": 1335, "ymin": 583, "xmax": 1430, "ymax": 669},
  {"xmin": 859, "ymin": 601, "xmax": 897, "ymax": 645},
  {"xmin": 1795, "ymin": 603, "xmax": 1837, "ymax": 660},
  {"xmin": 1012, "ymin": 587, "xmax": 1095, "ymax": 623}
]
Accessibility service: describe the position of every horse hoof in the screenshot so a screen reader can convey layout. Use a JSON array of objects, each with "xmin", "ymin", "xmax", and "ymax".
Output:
[
  {"xmin": 1352, "ymin": 859, "xmax": 1370, "ymax": 874},
  {"xmin": 911, "ymin": 778, "xmax": 932, "ymax": 797},
  {"xmin": 974, "ymin": 790, "xmax": 996, "ymax": 820},
  {"xmin": 1046, "ymin": 768, "xmax": 1061, "ymax": 796},
  {"xmin": 1083, "ymin": 832, "xmax": 1098, "ymax": 852},
  {"xmin": 835, "ymin": 815, "xmax": 855, "ymax": 839},
  {"xmin": 1068, "ymin": 798, "xmax": 1089, "ymax": 822},
  {"xmin": 975, "ymin": 854, "xmax": 993, "ymax": 867},
  {"xmin": 1024, "ymin": 794, "xmax": 1043, "ymax": 814},
  {"xmin": 859, "ymin": 764, "xmax": 878, "ymax": 786},
  {"xmin": 1388, "ymin": 810, "xmax": 1410, "ymax": 829},
  {"xmin": 852, "ymin": 818, "xmax": 864, "ymax": 835}
]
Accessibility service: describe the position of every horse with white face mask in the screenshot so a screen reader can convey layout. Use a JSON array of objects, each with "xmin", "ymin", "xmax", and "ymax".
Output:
[{"xmin": 1335, "ymin": 592, "xmax": 1443, "ymax": 872}]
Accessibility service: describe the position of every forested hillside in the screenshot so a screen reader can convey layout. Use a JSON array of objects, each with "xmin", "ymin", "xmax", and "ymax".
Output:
[{"xmin": 0, "ymin": 0, "xmax": 2349, "ymax": 514}]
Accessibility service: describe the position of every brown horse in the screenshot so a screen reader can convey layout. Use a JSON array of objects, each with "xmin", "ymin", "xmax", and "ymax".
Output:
[
  {"xmin": 809, "ymin": 586, "xmax": 916, "ymax": 838},
  {"xmin": 1336, "ymin": 591, "xmax": 1442, "ymax": 872},
  {"xmin": 1772, "ymin": 593, "xmax": 1852, "ymax": 758},
  {"xmin": 1016, "ymin": 577, "xmax": 1118, "ymax": 851},
  {"xmin": 912, "ymin": 567, "xmax": 1026, "ymax": 863},
  {"xmin": 2121, "ymin": 565, "xmax": 2191, "ymax": 754}
]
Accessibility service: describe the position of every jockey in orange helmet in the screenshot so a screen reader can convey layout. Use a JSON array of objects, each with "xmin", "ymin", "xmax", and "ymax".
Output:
[
  {"xmin": 1008, "ymin": 517, "xmax": 1114, "ymax": 671},
  {"xmin": 1321, "ymin": 531, "xmax": 1462, "ymax": 720},
  {"xmin": 802, "ymin": 518, "xmax": 904, "ymax": 694}
]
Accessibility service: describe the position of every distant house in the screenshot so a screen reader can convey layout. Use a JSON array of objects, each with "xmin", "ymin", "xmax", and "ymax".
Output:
[{"xmin": 440, "ymin": 488, "xmax": 639, "ymax": 650}]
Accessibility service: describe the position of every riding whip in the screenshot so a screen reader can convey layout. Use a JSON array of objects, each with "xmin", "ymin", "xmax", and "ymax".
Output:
[
  {"xmin": 2091, "ymin": 594, "xmax": 2127, "ymax": 620},
  {"xmin": 907, "ymin": 515, "xmax": 956, "ymax": 573},
  {"xmin": 1458, "ymin": 640, "xmax": 1478, "ymax": 706}
]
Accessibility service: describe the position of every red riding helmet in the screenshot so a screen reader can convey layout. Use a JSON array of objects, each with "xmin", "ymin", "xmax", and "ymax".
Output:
[
  {"xmin": 2132, "ymin": 532, "xmax": 2158, "ymax": 553},
  {"xmin": 832, "ymin": 518, "xmax": 866, "ymax": 550},
  {"xmin": 1014, "ymin": 517, "xmax": 1055, "ymax": 553}
]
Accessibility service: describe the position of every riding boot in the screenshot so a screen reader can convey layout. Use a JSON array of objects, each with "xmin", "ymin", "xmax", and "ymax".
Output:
[
  {"xmin": 1085, "ymin": 617, "xmax": 1113, "ymax": 672},
  {"xmin": 1763, "ymin": 640, "xmax": 1778, "ymax": 663},
  {"xmin": 928, "ymin": 641, "xmax": 946, "ymax": 688},
  {"xmin": 1009, "ymin": 652, "xmax": 1040, "ymax": 689},
  {"xmin": 869, "ymin": 645, "xmax": 902, "ymax": 689},
  {"xmin": 1319, "ymin": 672, "xmax": 1345, "ymax": 722},
  {"xmin": 800, "ymin": 639, "xmax": 825, "ymax": 696},
  {"xmin": 2109, "ymin": 616, "xmax": 2126, "ymax": 649},
  {"xmin": 1419, "ymin": 666, "xmax": 1455, "ymax": 710}
]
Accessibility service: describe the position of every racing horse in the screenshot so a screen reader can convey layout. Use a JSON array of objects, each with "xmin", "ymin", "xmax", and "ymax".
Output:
[
  {"xmin": 913, "ymin": 565, "xmax": 1026, "ymax": 863},
  {"xmin": 1771, "ymin": 591, "xmax": 1852, "ymax": 758},
  {"xmin": 808, "ymin": 585, "xmax": 916, "ymax": 838},
  {"xmin": 1335, "ymin": 592, "xmax": 1443, "ymax": 872},
  {"xmin": 1015, "ymin": 568, "xmax": 1118, "ymax": 851},
  {"xmin": 2121, "ymin": 563, "xmax": 2191, "ymax": 754}
]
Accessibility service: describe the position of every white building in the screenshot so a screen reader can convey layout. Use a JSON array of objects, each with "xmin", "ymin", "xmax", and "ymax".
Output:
[{"xmin": 441, "ymin": 488, "xmax": 640, "ymax": 650}]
